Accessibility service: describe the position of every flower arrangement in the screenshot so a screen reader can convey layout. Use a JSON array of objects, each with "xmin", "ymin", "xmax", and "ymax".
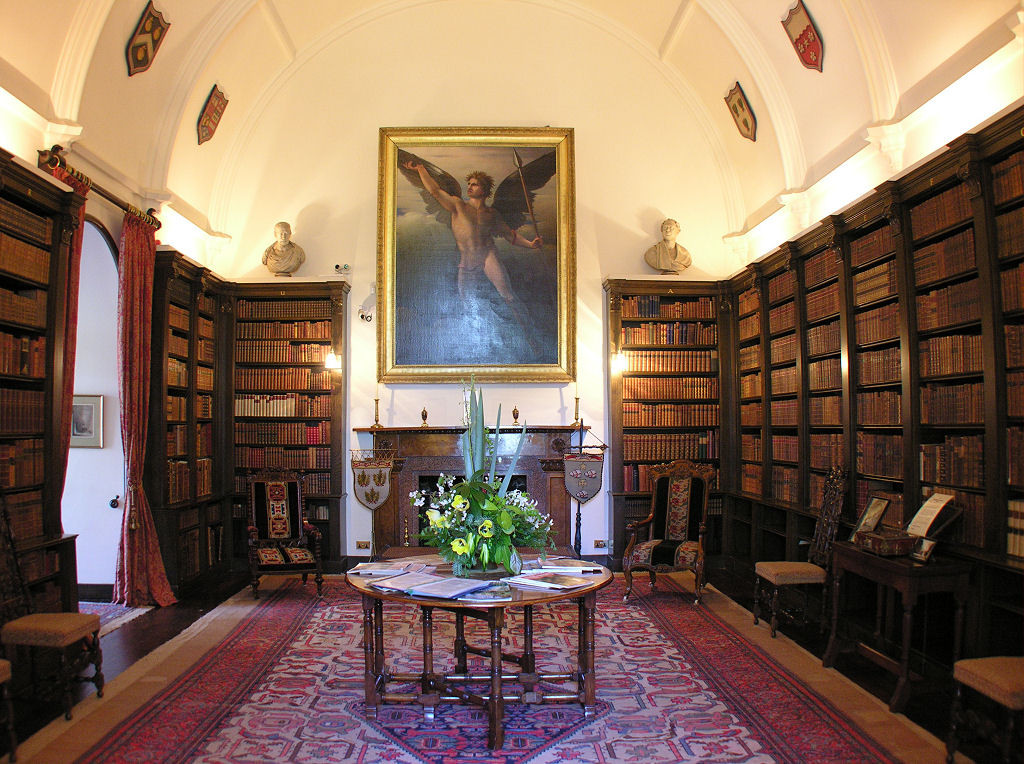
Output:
[{"xmin": 411, "ymin": 385, "xmax": 554, "ymax": 576}]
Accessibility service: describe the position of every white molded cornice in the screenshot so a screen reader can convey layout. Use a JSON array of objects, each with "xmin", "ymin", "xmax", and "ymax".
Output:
[
  {"xmin": 839, "ymin": 0, "xmax": 898, "ymax": 121},
  {"xmin": 866, "ymin": 121, "xmax": 906, "ymax": 174},
  {"xmin": 51, "ymin": 0, "xmax": 115, "ymax": 122}
]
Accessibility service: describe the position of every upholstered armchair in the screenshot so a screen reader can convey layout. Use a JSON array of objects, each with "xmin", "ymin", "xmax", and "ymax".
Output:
[
  {"xmin": 753, "ymin": 465, "xmax": 847, "ymax": 637},
  {"xmin": 247, "ymin": 472, "xmax": 323, "ymax": 598},
  {"xmin": 622, "ymin": 459, "xmax": 717, "ymax": 603}
]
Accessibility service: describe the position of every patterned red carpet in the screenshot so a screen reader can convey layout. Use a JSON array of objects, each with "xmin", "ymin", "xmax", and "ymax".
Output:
[{"xmin": 71, "ymin": 577, "xmax": 896, "ymax": 763}]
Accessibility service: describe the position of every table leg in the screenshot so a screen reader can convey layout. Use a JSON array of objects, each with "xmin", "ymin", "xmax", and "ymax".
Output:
[
  {"xmin": 374, "ymin": 599, "xmax": 385, "ymax": 678},
  {"xmin": 421, "ymin": 606, "xmax": 435, "ymax": 721},
  {"xmin": 454, "ymin": 611, "xmax": 467, "ymax": 673},
  {"xmin": 890, "ymin": 592, "xmax": 916, "ymax": 713},
  {"xmin": 823, "ymin": 568, "xmax": 843, "ymax": 667},
  {"xmin": 487, "ymin": 607, "xmax": 505, "ymax": 750},
  {"xmin": 579, "ymin": 592, "xmax": 598, "ymax": 716},
  {"xmin": 522, "ymin": 605, "xmax": 535, "ymax": 674},
  {"xmin": 361, "ymin": 593, "xmax": 380, "ymax": 719}
]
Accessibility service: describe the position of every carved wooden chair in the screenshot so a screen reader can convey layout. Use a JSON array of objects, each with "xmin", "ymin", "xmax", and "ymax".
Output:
[
  {"xmin": 0, "ymin": 493, "xmax": 103, "ymax": 722},
  {"xmin": 622, "ymin": 459, "xmax": 717, "ymax": 603},
  {"xmin": 946, "ymin": 656, "xmax": 1024, "ymax": 763},
  {"xmin": 753, "ymin": 465, "xmax": 847, "ymax": 637},
  {"xmin": 247, "ymin": 472, "xmax": 323, "ymax": 598},
  {"xmin": 0, "ymin": 657, "xmax": 16, "ymax": 761}
]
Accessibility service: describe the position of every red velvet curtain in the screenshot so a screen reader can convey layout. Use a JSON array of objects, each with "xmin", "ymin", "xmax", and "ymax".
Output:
[
  {"xmin": 46, "ymin": 167, "xmax": 88, "ymax": 521},
  {"xmin": 113, "ymin": 214, "xmax": 176, "ymax": 607}
]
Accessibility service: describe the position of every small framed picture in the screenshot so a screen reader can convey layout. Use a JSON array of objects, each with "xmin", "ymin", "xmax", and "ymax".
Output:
[
  {"xmin": 850, "ymin": 494, "xmax": 890, "ymax": 539},
  {"xmin": 910, "ymin": 537, "xmax": 937, "ymax": 563},
  {"xmin": 70, "ymin": 395, "xmax": 103, "ymax": 448}
]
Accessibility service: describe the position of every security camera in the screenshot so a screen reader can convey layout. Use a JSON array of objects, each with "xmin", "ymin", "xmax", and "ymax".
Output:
[
  {"xmin": 334, "ymin": 263, "xmax": 350, "ymax": 273},
  {"xmin": 358, "ymin": 284, "xmax": 376, "ymax": 323}
]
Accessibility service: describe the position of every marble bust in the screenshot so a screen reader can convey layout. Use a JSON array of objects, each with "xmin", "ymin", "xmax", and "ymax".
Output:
[
  {"xmin": 644, "ymin": 218, "xmax": 692, "ymax": 274},
  {"xmin": 262, "ymin": 221, "xmax": 306, "ymax": 276}
]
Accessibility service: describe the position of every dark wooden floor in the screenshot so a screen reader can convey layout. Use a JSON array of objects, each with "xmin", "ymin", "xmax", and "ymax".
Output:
[{"xmin": 3, "ymin": 562, "xmax": 1007, "ymax": 762}]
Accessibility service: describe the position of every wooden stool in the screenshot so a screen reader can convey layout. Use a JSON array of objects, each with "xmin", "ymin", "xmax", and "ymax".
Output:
[
  {"xmin": 946, "ymin": 656, "xmax": 1024, "ymax": 763},
  {"xmin": 0, "ymin": 658, "xmax": 16, "ymax": 762}
]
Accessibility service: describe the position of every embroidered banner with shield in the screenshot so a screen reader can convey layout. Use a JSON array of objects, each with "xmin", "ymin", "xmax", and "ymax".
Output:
[
  {"xmin": 351, "ymin": 451, "xmax": 395, "ymax": 557},
  {"xmin": 563, "ymin": 449, "xmax": 605, "ymax": 557}
]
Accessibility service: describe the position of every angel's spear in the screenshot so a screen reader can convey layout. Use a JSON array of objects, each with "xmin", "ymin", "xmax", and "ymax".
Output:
[{"xmin": 512, "ymin": 148, "xmax": 542, "ymax": 243}]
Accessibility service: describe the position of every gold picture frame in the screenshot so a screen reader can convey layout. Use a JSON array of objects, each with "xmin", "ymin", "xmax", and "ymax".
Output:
[{"xmin": 377, "ymin": 126, "xmax": 576, "ymax": 383}]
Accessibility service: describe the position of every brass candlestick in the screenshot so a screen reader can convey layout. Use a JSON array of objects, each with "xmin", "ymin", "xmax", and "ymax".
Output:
[
  {"xmin": 370, "ymin": 397, "xmax": 382, "ymax": 429},
  {"xmin": 403, "ymin": 516, "xmax": 410, "ymax": 546},
  {"xmin": 421, "ymin": 406, "xmax": 429, "ymax": 427},
  {"xmin": 572, "ymin": 396, "xmax": 581, "ymax": 426},
  {"xmin": 512, "ymin": 405, "xmax": 519, "ymax": 425}
]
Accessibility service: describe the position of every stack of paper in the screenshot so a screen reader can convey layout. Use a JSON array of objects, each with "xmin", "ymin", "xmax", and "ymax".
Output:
[
  {"xmin": 520, "ymin": 558, "xmax": 603, "ymax": 574},
  {"xmin": 502, "ymin": 571, "xmax": 592, "ymax": 590},
  {"xmin": 348, "ymin": 561, "xmax": 426, "ymax": 578}
]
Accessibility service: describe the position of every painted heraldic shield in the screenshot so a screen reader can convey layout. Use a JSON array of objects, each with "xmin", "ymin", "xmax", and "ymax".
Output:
[
  {"xmin": 352, "ymin": 458, "xmax": 393, "ymax": 511},
  {"xmin": 126, "ymin": 1, "xmax": 170, "ymax": 76},
  {"xmin": 563, "ymin": 453, "xmax": 604, "ymax": 503},
  {"xmin": 197, "ymin": 85, "xmax": 228, "ymax": 145},
  {"xmin": 725, "ymin": 82, "xmax": 757, "ymax": 142},
  {"xmin": 782, "ymin": 1, "xmax": 824, "ymax": 72}
]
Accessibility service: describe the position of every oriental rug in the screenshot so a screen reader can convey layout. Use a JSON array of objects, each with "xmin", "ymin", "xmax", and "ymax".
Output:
[
  {"xmin": 22, "ymin": 576, "xmax": 944, "ymax": 763},
  {"xmin": 78, "ymin": 600, "xmax": 151, "ymax": 636}
]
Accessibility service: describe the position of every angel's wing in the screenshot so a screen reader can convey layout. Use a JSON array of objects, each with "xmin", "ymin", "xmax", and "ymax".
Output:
[
  {"xmin": 396, "ymin": 149, "xmax": 462, "ymax": 228},
  {"xmin": 492, "ymin": 150, "xmax": 557, "ymax": 233}
]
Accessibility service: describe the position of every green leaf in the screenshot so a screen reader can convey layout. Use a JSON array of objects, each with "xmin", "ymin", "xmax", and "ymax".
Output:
[{"xmin": 497, "ymin": 422, "xmax": 527, "ymax": 497}]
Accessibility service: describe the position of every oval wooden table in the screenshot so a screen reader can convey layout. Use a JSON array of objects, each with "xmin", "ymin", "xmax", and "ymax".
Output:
[{"xmin": 346, "ymin": 563, "xmax": 613, "ymax": 750}]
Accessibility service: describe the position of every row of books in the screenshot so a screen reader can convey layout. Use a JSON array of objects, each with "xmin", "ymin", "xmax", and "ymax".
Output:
[
  {"xmin": 995, "ymin": 206, "xmax": 1023, "ymax": 259},
  {"xmin": 621, "ymin": 431, "xmax": 719, "ymax": 461},
  {"xmin": 179, "ymin": 528, "xmax": 200, "ymax": 580},
  {"xmin": 230, "ymin": 472, "xmax": 332, "ymax": 496},
  {"xmin": 856, "ymin": 432, "xmax": 904, "ymax": 478},
  {"xmin": 619, "ymin": 463, "xmax": 719, "ymax": 493},
  {"xmin": 741, "ymin": 463, "xmax": 762, "ymax": 493},
  {"xmin": 849, "ymin": 225, "xmax": 895, "ymax": 269},
  {"xmin": 0, "ymin": 331, "xmax": 45, "ymax": 377},
  {"xmin": 919, "ymin": 434, "xmax": 984, "ymax": 488},
  {"xmin": 772, "ymin": 434, "xmax": 798, "ymax": 462},
  {"xmin": 920, "ymin": 486, "xmax": 985, "ymax": 547},
  {"xmin": 1007, "ymin": 325, "xmax": 1023, "ymax": 366},
  {"xmin": 235, "ymin": 320, "xmax": 331, "ymax": 339},
  {"xmin": 805, "ymin": 282, "xmax": 840, "ymax": 322},
  {"xmin": 856, "ymin": 390, "xmax": 901, "ymax": 425},
  {"xmin": 234, "ymin": 446, "xmax": 331, "ymax": 469},
  {"xmin": 740, "ymin": 372, "xmax": 761, "ymax": 398},
  {"xmin": 167, "ymin": 357, "xmax": 187, "ymax": 387},
  {"xmin": 1002, "ymin": 261, "xmax": 1024, "ymax": 311},
  {"xmin": 233, "ymin": 420, "xmax": 332, "ymax": 445},
  {"xmin": 0, "ymin": 197, "xmax": 52, "ymax": 243},
  {"xmin": 0, "ymin": 285, "xmax": 46, "ymax": 329},
  {"xmin": 168, "ymin": 303, "xmax": 190, "ymax": 332},
  {"xmin": 234, "ymin": 366, "xmax": 333, "ymax": 391},
  {"xmin": 917, "ymin": 278, "xmax": 981, "ymax": 332},
  {"xmin": 858, "ymin": 346, "xmax": 901, "ymax": 385},
  {"xmin": 198, "ymin": 337, "xmax": 215, "ymax": 364},
  {"xmin": 622, "ymin": 376, "xmax": 719, "ymax": 399},
  {"xmin": 770, "ymin": 398, "xmax": 799, "ymax": 426},
  {"xmin": 5, "ymin": 488, "xmax": 43, "ymax": 541},
  {"xmin": 808, "ymin": 357, "xmax": 841, "ymax": 390},
  {"xmin": 856, "ymin": 302, "xmax": 900, "ymax": 344},
  {"xmin": 236, "ymin": 298, "xmax": 333, "ymax": 321},
  {"xmin": 234, "ymin": 341, "xmax": 327, "ymax": 364},
  {"xmin": 197, "ymin": 394, "xmax": 212, "ymax": 419},
  {"xmin": 804, "ymin": 248, "xmax": 840, "ymax": 287},
  {"xmin": 0, "ymin": 230, "xmax": 49, "ymax": 284},
  {"xmin": 918, "ymin": 333, "xmax": 984, "ymax": 377},
  {"xmin": 167, "ymin": 425, "xmax": 188, "ymax": 457},
  {"xmin": 306, "ymin": 501, "xmax": 331, "ymax": 520},
  {"xmin": 738, "ymin": 313, "xmax": 760, "ymax": 341},
  {"xmin": 740, "ymin": 402, "xmax": 762, "ymax": 426},
  {"xmin": 17, "ymin": 547, "xmax": 59, "ymax": 583},
  {"xmin": 739, "ymin": 345, "xmax": 761, "ymax": 371},
  {"xmin": 808, "ymin": 320, "xmax": 841, "ymax": 356},
  {"xmin": 854, "ymin": 484, "xmax": 905, "ymax": 528},
  {"xmin": 620, "ymin": 321, "xmax": 717, "ymax": 346},
  {"xmin": 303, "ymin": 472, "xmax": 334, "ymax": 495},
  {"xmin": 1009, "ymin": 373, "xmax": 1023, "ymax": 417},
  {"xmin": 207, "ymin": 524, "xmax": 224, "ymax": 566},
  {"xmin": 770, "ymin": 333, "xmax": 797, "ymax": 363},
  {"xmin": 992, "ymin": 149, "xmax": 1024, "ymax": 205},
  {"xmin": 196, "ymin": 458, "xmax": 213, "ymax": 498},
  {"xmin": 769, "ymin": 301, "xmax": 795, "ymax": 334},
  {"xmin": 771, "ymin": 465, "xmax": 798, "ymax": 503},
  {"xmin": 166, "ymin": 331, "xmax": 189, "ymax": 357},
  {"xmin": 197, "ymin": 316, "xmax": 214, "ymax": 338},
  {"xmin": 810, "ymin": 394, "xmax": 841, "ymax": 426},
  {"xmin": 741, "ymin": 434, "xmax": 762, "ymax": 461},
  {"xmin": 622, "ymin": 349, "xmax": 718, "ymax": 373},
  {"xmin": 920, "ymin": 381, "xmax": 984, "ymax": 424},
  {"xmin": 810, "ymin": 433, "xmax": 845, "ymax": 469},
  {"xmin": 1009, "ymin": 427, "xmax": 1024, "ymax": 486},
  {"xmin": 620, "ymin": 295, "xmax": 716, "ymax": 319},
  {"xmin": 197, "ymin": 423, "xmax": 213, "ymax": 455},
  {"xmin": 0, "ymin": 387, "xmax": 43, "ymax": 433},
  {"xmin": 738, "ymin": 288, "xmax": 760, "ymax": 315},
  {"xmin": 854, "ymin": 259, "xmax": 898, "ymax": 306},
  {"xmin": 910, "ymin": 183, "xmax": 972, "ymax": 240},
  {"xmin": 913, "ymin": 228, "xmax": 975, "ymax": 287},
  {"xmin": 167, "ymin": 459, "xmax": 192, "ymax": 504},
  {"xmin": 196, "ymin": 365, "xmax": 214, "ymax": 391},
  {"xmin": 768, "ymin": 270, "xmax": 796, "ymax": 303},
  {"xmin": 233, "ymin": 392, "xmax": 332, "ymax": 418},
  {"xmin": 622, "ymin": 402, "xmax": 719, "ymax": 427},
  {"xmin": 771, "ymin": 365, "xmax": 797, "ymax": 394},
  {"xmin": 198, "ymin": 293, "xmax": 217, "ymax": 316},
  {"xmin": 1006, "ymin": 498, "xmax": 1024, "ymax": 559},
  {"xmin": 166, "ymin": 394, "xmax": 186, "ymax": 421}
]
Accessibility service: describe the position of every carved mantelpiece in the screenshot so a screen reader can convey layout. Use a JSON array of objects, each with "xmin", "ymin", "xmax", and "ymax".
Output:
[{"xmin": 353, "ymin": 425, "xmax": 586, "ymax": 552}]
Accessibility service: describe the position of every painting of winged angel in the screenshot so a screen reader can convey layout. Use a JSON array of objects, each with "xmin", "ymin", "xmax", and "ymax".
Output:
[{"xmin": 394, "ymin": 145, "xmax": 559, "ymax": 366}]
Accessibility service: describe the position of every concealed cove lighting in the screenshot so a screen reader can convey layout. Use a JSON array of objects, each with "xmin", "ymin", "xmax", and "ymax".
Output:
[
  {"xmin": 324, "ymin": 349, "xmax": 341, "ymax": 371},
  {"xmin": 611, "ymin": 351, "xmax": 627, "ymax": 374}
]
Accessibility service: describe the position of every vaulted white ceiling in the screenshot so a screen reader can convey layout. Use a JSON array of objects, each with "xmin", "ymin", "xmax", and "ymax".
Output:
[{"xmin": 1, "ymin": 0, "xmax": 1022, "ymax": 280}]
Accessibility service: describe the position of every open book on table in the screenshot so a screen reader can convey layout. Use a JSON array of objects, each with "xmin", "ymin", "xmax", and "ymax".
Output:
[
  {"xmin": 520, "ymin": 558, "xmax": 604, "ymax": 575},
  {"xmin": 369, "ymin": 571, "xmax": 492, "ymax": 599},
  {"xmin": 348, "ymin": 561, "xmax": 428, "ymax": 578},
  {"xmin": 502, "ymin": 571, "xmax": 592, "ymax": 590}
]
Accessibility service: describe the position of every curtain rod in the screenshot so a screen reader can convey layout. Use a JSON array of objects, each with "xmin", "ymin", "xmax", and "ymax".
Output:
[{"xmin": 37, "ymin": 145, "xmax": 162, "ymax": 230}]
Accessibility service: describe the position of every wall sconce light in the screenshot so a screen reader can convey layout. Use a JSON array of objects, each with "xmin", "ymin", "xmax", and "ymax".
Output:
[
  {"xmin": 324, "ymin": 349, "xmax": 342, "ymax": 371},
  {"xmin": 611, "ymin": 349, "xmax": 627, "ymax": 374}
]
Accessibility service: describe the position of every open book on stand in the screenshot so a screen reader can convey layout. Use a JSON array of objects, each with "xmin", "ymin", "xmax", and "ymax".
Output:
[{"xmin": 853, "ymin": 493, "xmax": 961, "ymax": 557}]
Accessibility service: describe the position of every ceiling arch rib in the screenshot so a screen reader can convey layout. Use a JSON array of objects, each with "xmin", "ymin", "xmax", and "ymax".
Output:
[
  {"xmin": 51, "ymin": 0, "xmax": 114, "ymax": 123},
  {"xmin": 143, "ymin": 0, "xmax": 257, "ymax": 192},
  {"xmin": 839, "ymin": 0, "xmax": 898, "ymax": 121},
  {"xmin": 699, "ymin": 0, "xmax": 805, "ymax": 190},
  {"xmin": 206, "ymin": 0, "xmax": 747, "ymax": 235}
]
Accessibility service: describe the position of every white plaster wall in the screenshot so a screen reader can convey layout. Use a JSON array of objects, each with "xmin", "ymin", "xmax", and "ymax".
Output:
[{"xmin": 62, "ymin": 222, "xmax": 123, "ymax": 586}]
